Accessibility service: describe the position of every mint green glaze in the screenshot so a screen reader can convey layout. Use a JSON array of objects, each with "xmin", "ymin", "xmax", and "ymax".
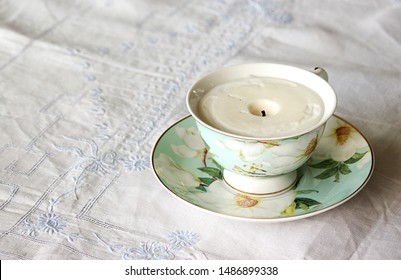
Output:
[
  {"xmin": 195, "ymin": 120, "xmax": 325, "ymax": 176},
  {"xmin": 152, "ymin": 115, "xmax": 374, "ymax": 221}
]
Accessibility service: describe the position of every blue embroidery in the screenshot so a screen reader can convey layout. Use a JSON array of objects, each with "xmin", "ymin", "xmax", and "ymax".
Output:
[
  {"xmin": 124, "ymin": 241, "xmax": 175, "ymax": 260},
  {"xmin": 55, "ymin": 136, "xmax": 149, "ymax": 175},
  {"xmin": 64, "ymin": 0, "xmax": 294, "ymax": 176},
  {"xmin": 51, "ymin": 136, "xmax": 151, "ymax": 213},
  {"xmin": 120, "ymin": 155, "xmax": 150, "ymax": 172},
  {"xmin": 37, "ymin": 212, "xmax": 66, "ymax": 235},
  {"xmin": 94, "ymin": 230, "xmax": 203, "ymax": 260},
  {"xmin": 54, "ymin": 136, "xmax": 117, "ymax": 174},
  {"xmin": 250, "ymin": 0, "xmax": 293, "ymax": 24},
  {"xmin": 19, "ymin": 212, "xmax": 80, "ymax": 242},
  {"xmin": 52, "ymin": 136, "xmax": 118, "ymax": 205},
  {"xmin": 167, "ymin": 230, "xmax": 200, "ymax": 250},
  {"xmin": 19, "ymin": 217, "xmax": 38, "ymax": 237},
  {"xmin": 272, "ymin": 12, "xmax": 293, "ymax": 24},
  {"xmin": 5, "ymin": 0, "xmax": 294, "ymax": 260}
]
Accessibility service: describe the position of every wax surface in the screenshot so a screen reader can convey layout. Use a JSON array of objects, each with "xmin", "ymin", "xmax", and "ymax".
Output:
[{"xmin": 198, "ymin": 77, "xmax": 324, "ymax": 138}]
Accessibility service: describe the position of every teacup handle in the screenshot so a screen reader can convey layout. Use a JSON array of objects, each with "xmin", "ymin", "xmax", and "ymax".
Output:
[{"xmin": 310, "ymin": 67, "xmax": 329, "ymax": 82}]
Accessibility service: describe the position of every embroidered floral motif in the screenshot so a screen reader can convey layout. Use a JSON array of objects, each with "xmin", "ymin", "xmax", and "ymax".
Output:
[
  {"xmin": 19, "ymin": 217, "xmax": 38, "ymax": 237},
  {"xmin": 253, "ymin": 0, "xmax": 293, "ymax": 24},
  {"xmin": 74, "ymin": 149, "xmax": 117, "ymax": 175},
  {"xmin": 124, "ymin": 241, "xmax": 175, "ymax": 260},
  {"xmin": 53, "ymin": 136, "xmax": 119, "ymax": 201},
  {"xmin": 94, "ymin": 230, "xmax": 202, "ymax": 260},
  {"xmin": 54, "ymin": 136, "xmax": 117, "ymax": 174},
  {"xmin": 19, "ymin": 212, "xmax": 80, "ymax": 242},
  {"xmin": 120, "ymin": 155, "xmax": 150, "ymax": 172},
  {"xmin": 167, "ymin": 230, "xmax": 200, "ymax": 249},
  {"xmin": 37, "ymin": 212, "xmax": 66, "ymax": 235}
]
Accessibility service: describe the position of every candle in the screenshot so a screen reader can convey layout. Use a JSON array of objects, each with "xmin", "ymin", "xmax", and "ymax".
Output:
[{"xmin": 197, "ymin": 77, "xmax": 325, "ymax": 138}]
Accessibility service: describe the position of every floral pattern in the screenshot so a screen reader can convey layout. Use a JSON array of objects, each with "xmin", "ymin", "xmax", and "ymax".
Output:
[
  {"xmin": 94, "ymin": 230, "xmax": 203, "ymax": 260},
  {"xmin": 155, "ymin": 153, "xmax": 201, "ymax": 188},
  {"xmin": 37, "ymin": 213, "xmax": 66, "ymax": 235},
  {"xmin": 121, "ymin": 155, "xmax": 151, "ymax": 172},
  {"xmin": 19, "ymin": 213, "xmax": 203, "ymax": 260},
  {"xmin": 313, "ymin": 118, "xmax": 366, "ymax": 162},
  {"xmin": 310, "ymin": 118, "xmax": 371, "ymax": 182},
  {"xmin": 51, "ymin": 136, "xmax": 150, "ymax": 213},
  {"xmin": 198, "ymin": 180, "xmax": 298, "ymax": 218},
  {"xmin": 171, "ymin": 127, "xmax": 206, "ymax": 159},
  {"xmin": 201, "ymin": 121, "xmax": 324, "ymax": 176},
  {"xmin": 124, "ymin": 241, "xmax": 175, "ymax": 260},
  {"xmin": 19, "ymin": 212, "xmax": 80, "ymax": 242},
  {"xmin": 54, "ymin": 136, "xmax": 118, "ymax": 176},
  {"xmin": 155, "ymin": 124, "xmax": 324, "ymax": 218},
  {"xmin": 1, "ymin": 0, "xmax": 297, "ymax": 259},
  {"xmin": 19, "ymin": 217, "xmax": 38, "ymax": 237},
  {"xmin": 153, "ymin": 116, "xmax": 373, "ymax": 220},
  {"xmin": 233, "ymin": 163, "xmax": 268, "ymax": 176},
  {"xmin": 219, "ymin": 140, "xmax": 267, "ymax": 161},
  {"xmin": 167, "ymin": 230, "xmax": 200, "ymax": 249},
  {"xmin": 262, "ymin": 133, "xmax": 319, "ymax": 175}
]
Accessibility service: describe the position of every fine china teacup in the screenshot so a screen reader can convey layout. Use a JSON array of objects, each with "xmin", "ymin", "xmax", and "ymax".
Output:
[{"xmin": 186, "ymin": 63, "xmax": 337, "ymax": 196}]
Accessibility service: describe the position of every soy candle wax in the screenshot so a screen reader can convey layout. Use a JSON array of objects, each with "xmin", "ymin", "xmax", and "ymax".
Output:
[{"xmin": 197, "ymin": 77, "xmax": 325, "ymax": 138}]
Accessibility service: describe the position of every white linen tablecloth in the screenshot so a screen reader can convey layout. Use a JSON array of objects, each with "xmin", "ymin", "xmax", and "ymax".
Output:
[{"xmin": 0, "ymin": 0, "xmax": 400, "ymax": 260}]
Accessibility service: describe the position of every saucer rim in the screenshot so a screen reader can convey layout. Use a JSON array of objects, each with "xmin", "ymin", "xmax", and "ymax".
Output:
[{"xmin": 151, "ymin": 114, "xmax": 375, "ymax": 223}]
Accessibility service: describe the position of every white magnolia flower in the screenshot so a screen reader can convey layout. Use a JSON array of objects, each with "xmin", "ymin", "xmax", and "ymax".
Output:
[
  {"xmin": 197, "ymin": 180, "xmax": 295, "ymax": 218},
  {"xmin": 262, "ymin": 133, "xmax": 318, "ymax": 174},
  {"xmin": 171, "ymin": 127, "xmax": 205, "ymax": 158},
  {"xmin": 219, "ymin": 139, "xmax": 266, "ymax": 162},
  {"xmin": 314, "ymin": 118, "xmax": 366, "ymax": 162},
  {"xmin": 154, "ymin": 153, "xmax": 200, "ymax": 187}
]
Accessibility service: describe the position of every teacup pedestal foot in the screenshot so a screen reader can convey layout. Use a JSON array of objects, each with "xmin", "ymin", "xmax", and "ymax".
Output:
[{"xmin": 223, "ymin": 169, "xmax": 298, "ymax": 197}]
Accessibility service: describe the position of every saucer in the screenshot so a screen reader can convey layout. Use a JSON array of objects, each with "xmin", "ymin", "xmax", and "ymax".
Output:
[{"xmin": 151, "ymin": 115, "xmax": 374, "ymax": 222}]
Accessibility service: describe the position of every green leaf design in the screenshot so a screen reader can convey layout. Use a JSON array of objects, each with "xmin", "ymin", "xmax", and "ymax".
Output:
[
  {"xmin": 344, "ymin": 151, "xmax": 368, "ymax": 164},
  {"xmin": 310, "ymin": 151, "xmax": 367, "ymax": 182},
  {"xmin": 339, "ymin": 163, "xmax": 352, "ymax": 175},
  {"xmin": 310, "ymin": 159, "xmax": 339, "ymax": 169},
  {"xmin": 295, "ymin": 197, "xmax": 321, "ymax": 209},
  {"xmin": 199, "ymin": 177, "xmax": 215, "ymax": 186},
  {"xmin": 211, "ymin": 159, "xmax": 224, "ymax": 172},
  {"xmin": 296, "ymin": 190, "xmax": 319, "ymax": 195},
  {"xmin": 195, "ymin": 186, "xmax": 207, "ymax": 192},
  {"xmin": 198, "ymin": 167, "xmax": 222, "ymax": 179},
  {"xmin": 314, "ymin": 167, "xmax": 339, "ymax": 180},
  {"xmin": 299, "ymin": 204, "xmax": 309, "ymax": 211},
  {"xmin": 334, "ymin": 172, "xmax": 340, "ymax": 183}
]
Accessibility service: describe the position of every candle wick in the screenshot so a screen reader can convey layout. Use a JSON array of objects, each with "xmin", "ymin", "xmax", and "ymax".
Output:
[{"xmin": 261, "ymin": 110, "xmax": 266, "ymax": 117}]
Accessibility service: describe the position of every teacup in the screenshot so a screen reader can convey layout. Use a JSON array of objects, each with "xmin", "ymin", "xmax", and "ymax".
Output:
[{"xmin": 186, "ymin": 63, "xmax": 337, "ymax": 196}]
